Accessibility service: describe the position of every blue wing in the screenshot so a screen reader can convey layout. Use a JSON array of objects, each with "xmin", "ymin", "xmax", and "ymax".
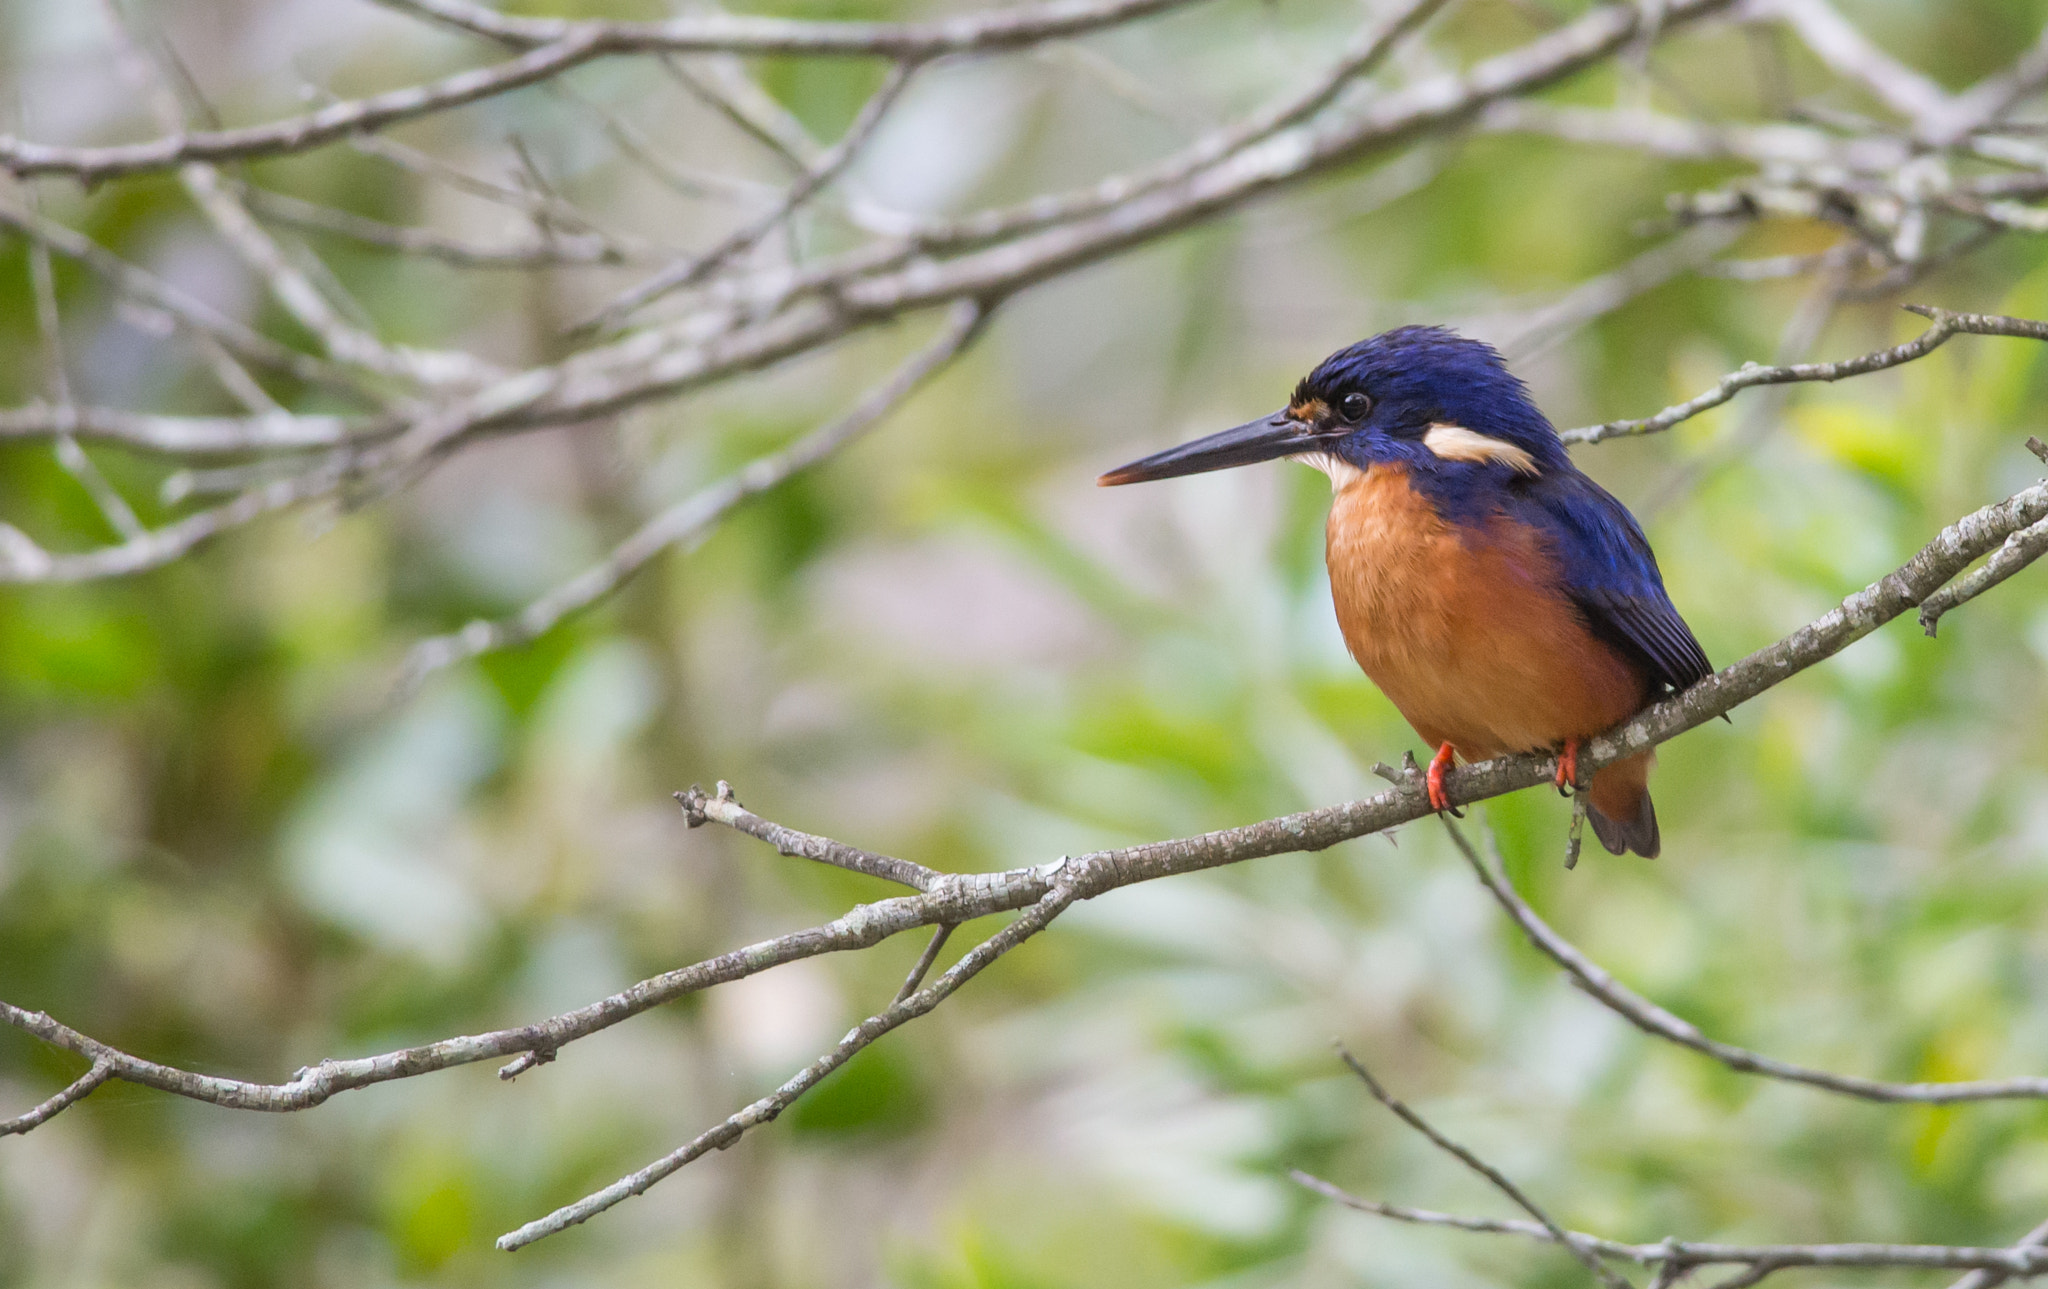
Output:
[{"xmin": 1507, "ymin": 469, "xmax": 1712, "ymax": 693}]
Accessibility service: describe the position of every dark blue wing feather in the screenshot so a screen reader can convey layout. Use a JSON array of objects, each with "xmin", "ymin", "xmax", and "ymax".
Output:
[{"xmin": 1506, "ymin": 469, "xmax": 1711, "ymax": 693}]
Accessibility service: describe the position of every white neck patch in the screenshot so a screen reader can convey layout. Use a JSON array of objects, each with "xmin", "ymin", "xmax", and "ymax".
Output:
[{"xmin": 1422, "ymin": 423, "xmax": 1539, "ymax": 475}]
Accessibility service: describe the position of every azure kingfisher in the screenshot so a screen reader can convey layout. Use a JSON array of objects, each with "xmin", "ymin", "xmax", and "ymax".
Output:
[{"xmin": 1098, "ymin": 326, "xmax": 1710, "ymax": 857}]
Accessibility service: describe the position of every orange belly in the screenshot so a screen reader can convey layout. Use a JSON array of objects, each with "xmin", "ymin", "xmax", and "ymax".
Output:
[{"xmin": 1325, "ymin": 464, "xmax": 1648, "ymax": 761}]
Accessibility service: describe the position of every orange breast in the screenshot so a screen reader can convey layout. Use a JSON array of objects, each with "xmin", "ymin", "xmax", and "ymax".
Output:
[{"xmin": 1325, "ymin": 464, "xmax": 1648, "ymax": 761}]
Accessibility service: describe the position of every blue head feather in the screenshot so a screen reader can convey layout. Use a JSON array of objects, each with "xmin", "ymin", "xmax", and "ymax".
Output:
[
  {"xmin": 1301, "ymin": 328, "xmax": 1566, "ymax": 460},
  {"xmin": 1293, "ymin": 325, "xmax": 1570, "ymax": 520}
]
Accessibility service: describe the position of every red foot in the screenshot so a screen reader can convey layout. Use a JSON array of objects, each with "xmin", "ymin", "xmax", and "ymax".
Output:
[
  {"xmin": 1553, "ymin": 738, "xmax": 1581, "ymax": 797},
  {"xmin": 1426, "ymin": 742, "xmax": 1457, "ymax": 813}
]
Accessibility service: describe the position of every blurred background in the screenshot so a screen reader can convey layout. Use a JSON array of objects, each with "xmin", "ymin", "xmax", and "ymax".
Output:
[{"xmin": 5, "ymin": 0, "xmax": 2048, "ymax": 1285}]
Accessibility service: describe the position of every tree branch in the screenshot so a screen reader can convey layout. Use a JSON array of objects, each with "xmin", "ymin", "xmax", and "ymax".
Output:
[
  {"xmin": 397, "ymin": 297, "xmax": 989, "ymax": 681},
  {"xmin": 1562, "ymin": 307, "xmax": 2048, "ymax": 445},
  {"xmin": 1291, "ymin": 1171, "xmax": 2048, "ymax": 1278},
  {"xmin": 1443, "ymin": 818, "xmax": 2048, "ymax": 1103},
  {"xmin": 0, "ymin": 1059, "xmax": 111, "ymax": 1135},
  {"xmin": 496, "ymin": 879, "xmax": 1078, "ymax": 1250},
  {"xmin": 1335, "ymin": 1047, "xmax": 1634, "ymax": 1289}
]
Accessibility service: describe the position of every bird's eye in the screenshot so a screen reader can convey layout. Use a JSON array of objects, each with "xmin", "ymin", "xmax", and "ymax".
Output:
[{"xmin": 1338, "ymin": 392, "xmax": 1372, "ymax": 423}]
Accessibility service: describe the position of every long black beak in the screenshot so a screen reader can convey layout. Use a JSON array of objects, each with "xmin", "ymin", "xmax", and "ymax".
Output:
[{"xmin": 1097, "ymin": 411, "xmax": 1310, "ymax": 486}]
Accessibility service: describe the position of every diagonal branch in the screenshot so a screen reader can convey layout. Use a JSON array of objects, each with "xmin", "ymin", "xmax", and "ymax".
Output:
[
  {"xmin": 0, "ymin": 31, "xmax": 611, "ymax": 184},
  {"xmin": 1947, "ymin": 1217, "xmax": 2048, "ymax": 1289},
  {"xmin": 0, "ymin": 199, "xmax": 366, "ymax": 396},
  {"xmin": 93, "ymin": 0, "xmax": 494, "ymax": 390},
  {"xmin": 496, "ymin": 879, "xmax": 1078, "ymax": 1250},
  {"xmin": 0, "ymin": 1059, "xmax": 112, "ymax": 1135},
  {"xmin": 398, "ymin": 298, "xmax": 989, "ymax": 683},
  {"xmin": 4, "ymin": 428, "xmax": 2044, "ymax": 1253},
  {"xmin": 1443, "ymin": 819, "xmax": 2048, "ymax": 1103},
  {"xmin": 383, "ymin": 0, "xmax": 1219, "ymax": 59},
  {"xmin": 579, "ymin": 58, "xmax": 922, "ymax": 334},
  {"xmin": 1291, "ymin": 1170, "xmax": 2048, "ymax": 1278},
  {"xmin": 19, "ymin": 177, "xmax": 144, "ymax": 541},
  {"xmin": 1562, "ymin": 307, "xmax": 2048, "ymax": 445},
  {"xmin": 679, "ymin": 781, "xmax": 945, "ymax": 892},
  {"xmin": 849, "ymin": 0, "xmax": 1454, "ymax": 252},
  {"xmin": 1335, "ymin": 1047, "xmax": 1634, "ymax": 1289}
]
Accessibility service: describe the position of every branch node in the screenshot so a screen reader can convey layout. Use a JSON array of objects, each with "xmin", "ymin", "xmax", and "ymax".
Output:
[
  {"xmin": 675, "ymin": 785, "xmax": 709, "ymax": 828},
  {"xmin": 499, "ymin": 1048, "xmax": 555, "ymax": 1081}
]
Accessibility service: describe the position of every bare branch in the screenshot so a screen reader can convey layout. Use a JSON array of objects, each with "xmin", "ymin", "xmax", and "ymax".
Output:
[
  {"xmin": 1769, "ymin": 0, "xmax": 1952, "ymax": 126},
  {"xmin": 679, "ymin": 781, "xmax": 945, "ymax": 892},
  {"xmin": 0, "ymin": 463, "xmax": 350, "ymax": 583},
  {"xmin": 1335, "ymin": 1047, "xmax": 1634, "ymax": 1289},
  {"xmin": 1562, "ymin": 307, "xmax": 2048, "ymax": 445},
  {"xmin": 399, "ymin": 298, "xmax": 988, "ymax": 680},
  {"xmin": 1292, "ymin": 1171, "xmax": 2048, "ymax": 1278},
  {"xmin": 1947, "ymin": 1216, "xmax": 2048, "ymax": 1289},
  {"xmin": 351, "ymin": 0, "xmax": 1737, "ymax": 468},
  {"xmin": 20, "ymin": 178, "xmax": 144, "ymax": 540},
  {"xmin": 0, "ymin": 1059, "xmax": 112, "ymax": 1135},
  {"xmin": 383, "ymin": 0, "xmax": 1219, "ymax": 59},
  {"xmin": 1442, "ymin": 819, "xmax": 2048, "ymax": 1103},
  {"xmin": 240, "ymin": 185, "xmax": 644, "ymax": 269},
  {"xmin": 850, "ymin": 0, "xmax": 1454, "ymax": 252},
  {"xmin": 0, "ymin": 32, "xmax": 610, "ymax": 184},
  {"xmin": 581, "ymin": 59, "xmax": 922, "ymax": 333},
  {"xmin": 894, "ymin": 923, "xmax": 956, "ymax": 1003},
  {"xmin": 496, "ymin": 879, "xmax": 1078, "ymax": 1250},
  {"xmin": 662, "ymin": 55, "xmax": 820, "ymax": 173},
  {"xmin": 93, "ymin": 0, "xmax": 493, "ymax": 389},
  {"xmin": 0, "ymin": 405, "xmax": 386, "ymax": 455},
  {"xmin": 0, "ymin": 0, "xmax": 1229, "ymax": 185},
  {"xmin": 0, "ymin": 199, "xmax": 366, "ymax": 395},
  {"xmin": 1919, "ymin": 512, "xmax": 2048, "ymax": 636}
]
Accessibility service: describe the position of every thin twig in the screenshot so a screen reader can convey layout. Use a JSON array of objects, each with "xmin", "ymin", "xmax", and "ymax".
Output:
[
  {"xmin": 0, "ymin": 31, "xmax": 611, "ymax": 184},
  {"xmin": 0, "ymin": 405, "xmax": 383, "ymax": 455},
  {"xmin": 1947, "ymin": 1215, "xmax": 2048, "ymax": 1289},
  {"xmin": 496, "ymin": 879, "xmax": 1078, "ymax": 1250},
  {"xmin": 399, "ymin": 298, "xmax": 989, "ymax": 682},
  {"xmin": 94, "ymin": 0, "xmax": 492, "ymax": 389},
  {"xmin": 0, "ymin": 199, "xmax": 364, "ymax": 395},
  {"xmin": 384, "ymin": 0, "xmax": 1217, "ymax": 59},
  {"xmin": 1442, "ymin": 819, "xmax": 2048, "ymax": 1103},
  {"xmin": 1563, "ymin": 306, "xmax": 2048, "ymax": 445},
  {"xmin": 240, "ymin": 185, "xmax": 642, "ymax": 268},
  {"xmin": 0, "ymin": 1059, "xmax": 112, "ymax": 1135},
  {"xmin": 21, "ymin": 177, "xmax": 143, "ymax": 539},
  {"xmin": 579, "ymin": 59, "xmax": 922, "ymax": 334},
  {"xmin": 1919, "ymin": 514, "xmax": 2048, "ymax": 636},
  {"xmin": 1334, "ymin": 1047, "xmax": 1634, "ymax": 1289},
  {"xmin": 679, "ymin": 782, "xmax": 945, "ymax": 892},
  {"xmin": 1291, "ymin": 1172, "xmax": 2048, "ymax": 1277},
  {"xmin": 894, "ymin": 924, "xmax": 956, "ymax": 1004}
]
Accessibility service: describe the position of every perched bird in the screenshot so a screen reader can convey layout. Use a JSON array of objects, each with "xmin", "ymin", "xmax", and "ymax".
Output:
[{"xmin": 1098, "ymin": 326, "xmax": 1710, "ymax": 857}]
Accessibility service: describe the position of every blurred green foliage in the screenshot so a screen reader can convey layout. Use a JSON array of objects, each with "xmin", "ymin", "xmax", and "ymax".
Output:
[{"xmin": 4, "ymin": 0, "xmax": 2048, "ymax": 1286}]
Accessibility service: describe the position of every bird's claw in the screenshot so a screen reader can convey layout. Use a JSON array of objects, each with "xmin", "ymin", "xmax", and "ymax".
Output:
[
  {"xmin": 1426, "ymin": 742, "xmax": 1462, "ymax": 817},
  {"xmin": 1553, "ymin": 739, "xmax": 1581, "ymax": 798}
]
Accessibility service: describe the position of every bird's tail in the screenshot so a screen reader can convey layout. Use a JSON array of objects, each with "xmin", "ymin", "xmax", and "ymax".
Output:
[{"xmin": 1585, "ymin": 751, "xmax": 1659, "ymax": 858}]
